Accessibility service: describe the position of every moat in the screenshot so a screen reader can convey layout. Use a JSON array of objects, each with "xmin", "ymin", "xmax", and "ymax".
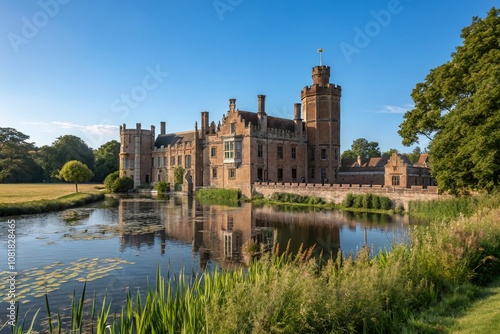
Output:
[{"xmin": 0, "ymin": 194, "xmax": 424, "ymax": 328}]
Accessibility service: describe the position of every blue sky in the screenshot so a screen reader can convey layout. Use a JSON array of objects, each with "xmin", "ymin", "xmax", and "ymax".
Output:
[{"xmin": 0, "ymin": 0, "xmax": 496, "ymax": 152}]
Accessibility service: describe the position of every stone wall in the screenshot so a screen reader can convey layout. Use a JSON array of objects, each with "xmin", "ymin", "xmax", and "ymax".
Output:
[{"xmin": 252, "ymin": 183, "xmax": 446, "ymax": 210}]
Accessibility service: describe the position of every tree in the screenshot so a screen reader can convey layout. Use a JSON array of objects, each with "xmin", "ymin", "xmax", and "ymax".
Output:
[
  {"xmin": 93, "ymin": 140, "xmax": 120, "ymax": 182},
  {"xmin": 341, "ymin": 138, "xmax": 381, "ymax": 159},
  {"xmin": 58, "ymin": 160, "xmax": 93, "ymax": 193},
  {"xmin": 407, "ymin": 146, "xmax": 422, "ymax": 164},
  {"xmin": 398, "ymin": 8, "xmax": 500, "ymax": 193},
  {"xmin": 0, "ymin": 128, "xmax": 43, "ymax": 182},
  {"xmin": 36, "ymin": 135, "xmax": 95, "ymax": 181}
]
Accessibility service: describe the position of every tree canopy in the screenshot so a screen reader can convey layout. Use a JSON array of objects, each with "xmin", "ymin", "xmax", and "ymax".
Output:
[
  {"xmin": 36, "ymin": 135, "xmax": 95, "ymax": 181},
  {"xmin": 398, "ymin": 8, "xmax": 500, "ymax": 194},
  {"xmin": 93, "ymin": 140, "xmax": 120, "ymax": 182},
  {"xmin": 0, "ymin": 128, "xmax": 43, "ymax": 182},
  {"xmin": 58, "ymin": 160, "xmax": 94, "ymax": 193},
  {"xmin": 341, "ymin": 138, "xmax": 381, "ymax": 159}
]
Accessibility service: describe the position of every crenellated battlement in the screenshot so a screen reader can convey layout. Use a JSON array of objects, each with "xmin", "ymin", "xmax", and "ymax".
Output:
[{"xmin": 301, "ymin": 84, "xmax": 341, "ymax": 98}]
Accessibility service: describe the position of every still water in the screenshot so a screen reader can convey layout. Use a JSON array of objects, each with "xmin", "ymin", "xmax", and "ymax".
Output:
[{"xmin": 0, "ymin": 194, "xmax": 419, "ymax": 330}]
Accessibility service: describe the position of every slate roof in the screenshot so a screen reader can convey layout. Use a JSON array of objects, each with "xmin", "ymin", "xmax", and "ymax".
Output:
[
  {"xmin": 154, "ymin": 131, "xmax": 195, "ymax": 148},
  {"xmin": 238, "ymin": 111, "xmax": 296, "ymax": 132}
]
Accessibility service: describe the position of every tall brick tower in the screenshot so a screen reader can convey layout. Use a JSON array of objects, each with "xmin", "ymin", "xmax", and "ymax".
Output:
[{"xmin": 301, "ymin": 64, "xmax": 341, "ymax": 183}]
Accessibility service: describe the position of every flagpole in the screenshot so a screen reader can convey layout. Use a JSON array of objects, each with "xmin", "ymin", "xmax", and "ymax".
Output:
[{"xmin": 318, "ymin": 48, "xmax": 323, "ymax": 66}]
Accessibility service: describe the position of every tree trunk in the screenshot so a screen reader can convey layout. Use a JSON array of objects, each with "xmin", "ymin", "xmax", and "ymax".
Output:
[{"xmin": 75, "ymin": 183, "xmax": 79, "ymax": 193}]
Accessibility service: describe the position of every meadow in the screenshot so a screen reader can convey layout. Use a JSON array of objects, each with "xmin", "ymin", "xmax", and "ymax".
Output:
[
  {"xmin": 0, "ymin": 183, "xmax": 103, "ymax": 203},
  {"xmin": 0, "ymin": 183, "xmax": 105, "ymax": 216}
]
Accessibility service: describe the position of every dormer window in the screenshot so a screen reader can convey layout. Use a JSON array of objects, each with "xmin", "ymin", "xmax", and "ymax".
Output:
[{"xmin": 230, "ymin": 123, "xmax": 236, "ymax": 134}]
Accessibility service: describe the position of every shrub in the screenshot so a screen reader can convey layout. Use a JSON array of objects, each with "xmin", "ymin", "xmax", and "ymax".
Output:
[
  {"xmin": 353, "ymin": 195, "xmax": 364, "ymax": 208},
  {"xmin": 155, "ymin": 181, "xmax": 170, "ymax": 193},
  {"xmin": 379, "ymin": 196, "xmax": 392, "ymax": 210},
  {"xmin": 111, "ymin": 176, "xmax": 134, "ymax": 193},
  {"xmin": 104, "ymin": 171, "xmax": 120, "ymax": 192},
  {"xmin": 344, "ymin": 193, "xmax": 355, "ymax": 207},
  {"xmin": 362, "ymin": 193, "xmax": 374, "ymax": 209}
]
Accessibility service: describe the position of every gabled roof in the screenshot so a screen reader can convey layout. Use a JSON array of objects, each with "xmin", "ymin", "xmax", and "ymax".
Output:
[
  {"xmin": 340, "ymin": 157, "xmax": 388, "ymax": 168},
  {"xmin": 155, "ymin": 131, "xmax": 195, "ymax": 148},
  {"xmin": 415, "ymin": 153, "xmax": 429, "ymax": 167}
]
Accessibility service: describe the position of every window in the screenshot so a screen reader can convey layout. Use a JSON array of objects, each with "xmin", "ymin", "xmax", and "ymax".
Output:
[
  {"xmin": 130, "ymin": 159, "xmax": 134, "ymax": 168},
  {"xmin": 227, "ymin": 215, "xmax": 234, "ymax": 230},
  {"xmin": 392, "ymin": 176, "xmax": 400, "ymax": 186},
  {"xmin": 228, "ymin": 168, "xmax": 236, "ymax": 179},
  {"xmin": 211, "ymin": 147, "xmax": 217, "ymax": 157},
  {"xmin": 185, "ymin": 155, "xmax": 191, "ymax": 168},
  {"xmin": 124, "ymin": 157, "xmax": 129, "ymax": 169},
  {"xmin": 212, "ymin": 168, "xmax": 217, "ymax": 178},
  {"xmin": 257, "ymin": 168, "xmax": 263, "ymax": 181},
  {"xmin": 178, "ymin": 155, "xmax": 182, "ymax": 166},
  {"xmin": 157, "ymin": 157, "xmax": 161, "ymax": 167},
  {"xmin": 277, "ymin": 146, "xmax": 283, "ymax": 159},
  {"xmin": 321, "ymin": 148, "xmax": 327, "ymax": 160},
  {"xmin": 224, "ymin": 141, "xmax": 234, "ymax": 159},
  {"xmin": 163, "ymin": 157, "xmax": 167, "ymax": 167},
  {"xmin": 257, "ymin": 144, "xmax": 263, "ymax": 158},
  {"xmin": 223, "ymin": 138, "xmax": 242, "ymax": 163},
  {"xmin": 309, "ymin": 148, "xmax": 315, "ymax": 161},
  {"xmin": 158, "ymin": 173, "xmax": 161, "ymax": 181},
  {"xmin": 277, "ymin": 168, "xmax": 283, "ymax": 181},
  {"xmin": 230, "ymin": 123, "xmax": 236, "ymax": 133},
  {"xmin": 291, "ymin": 147, "xmax": 296, "ymax": 159},
  {"xmin": 310, "ymin": 168, "xmax": 315, "ymax": 179},
  {"xmin": 171, "ymin": 156, "xmax": 175, "ymax": 166},
  {"xmin": 235, "ymin": 142, "xmax": 241, "ymax": 159},
  {"xmin": 292, "ymin": 168, "xmax": 297, "ymax": 180}
]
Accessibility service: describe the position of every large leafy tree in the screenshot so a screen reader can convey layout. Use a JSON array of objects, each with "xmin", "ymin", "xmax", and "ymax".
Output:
[
  {"xmin": 341, "ymin": 138, "xmax": 381, "ymax": 159},
  {"xmin": 58, "ymin": 160, "xmax": 93, "ymax": 193},
  {"xmin": 93, "ymin": 140, "xmax": 120, "ymax": 182},
  {"xmin": 36, "ymin": 135, "xmax": 95, "ymax": 181},
  {"xmin": 398, "ymin": 8, "xmax": 500, "ymax": 194},
  {"xmin": 0, "ymin": 127, "xmax": 43, "ymax": 182}
]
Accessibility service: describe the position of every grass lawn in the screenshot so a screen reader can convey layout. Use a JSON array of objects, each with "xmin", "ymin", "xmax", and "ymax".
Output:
[
  {"xmin": 451, "ymin": 278, "xmax": 500, "ymax": 333},
  {"xmin": 0, "ymin": 183, "xmax": 104, "ymax": 203}
]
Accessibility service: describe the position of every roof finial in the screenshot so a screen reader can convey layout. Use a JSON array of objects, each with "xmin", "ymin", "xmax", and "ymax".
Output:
[{"xmin": 317, "ymin": 48, "xmax": 323, "ymax": 66}]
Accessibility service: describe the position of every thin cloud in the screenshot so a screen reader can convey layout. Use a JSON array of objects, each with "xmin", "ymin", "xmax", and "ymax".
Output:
[
  {"xmin": 52, "ymin": 121, "xmax": 119, "ymax": 135},
  {"xmin": 378, "ymin": 104, "xmax": 413, "ymax": 114}
]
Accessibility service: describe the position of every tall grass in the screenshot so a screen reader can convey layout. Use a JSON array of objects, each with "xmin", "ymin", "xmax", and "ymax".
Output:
[
  {"xmin": 408, "ymin": 192, "xmax": 500, "ymax": 220},
  {"xmin": 11, "ymin": 207, "xmax": 500, "ymax": 333},
  {"xmin": 195, "ymin": 188, "xmax": 240, "ymax": 206}
]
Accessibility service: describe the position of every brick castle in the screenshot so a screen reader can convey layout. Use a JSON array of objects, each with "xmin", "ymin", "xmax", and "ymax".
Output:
[{"xmin": 119, "ymin": 63, "xmax": 434, "ymax": 197}]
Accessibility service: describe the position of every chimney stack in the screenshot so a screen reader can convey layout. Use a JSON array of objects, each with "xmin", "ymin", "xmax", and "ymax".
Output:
[
  {"xmin": 229, "ymin": 98, "xmax": 236, "ymax": 113},
  {"xmin": 294, "ymin": 103, "xmax": 301, "ymax": 120},
  {"xmin": 160, "ymin": 122, "xmax": 166, "ymax": 135},
  {"xmin": 258, "ymin": 95, "xmax": 266, "ymax": 115}
]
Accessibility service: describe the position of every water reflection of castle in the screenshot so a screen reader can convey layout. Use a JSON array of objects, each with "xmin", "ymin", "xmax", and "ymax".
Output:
[{"xmin": 116, "ymin": 195, "xmax": 407, "ymax": 268}]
